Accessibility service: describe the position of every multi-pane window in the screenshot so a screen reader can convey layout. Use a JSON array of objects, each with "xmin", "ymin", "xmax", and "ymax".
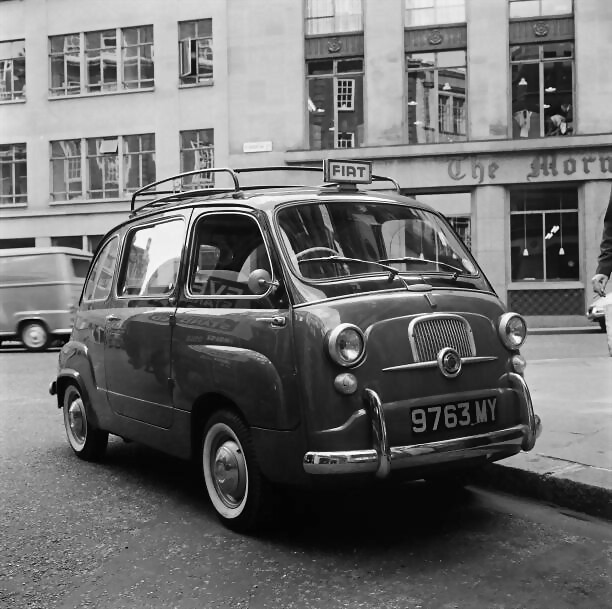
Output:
[
  {"xmin": 180, "ymin": 129, "xmax": 214, "ymax": 189},
  {"xmin": 511, "ymin": 42, "xmax": 574, "ymax": 138},
  {"xmin": 179, "ymin": 20, "xmax": 213, "ymax": 85},
  {"xmin": 50, "ymin": 135, "xmax": 155, "ymax": 201},
  {"xmin": 0, "ymin": 143, "xmax": 27, "ymax": 206},
  {"xmin": 405, "ymin": 0, "xmax": 466, "ymax": 27},
  {"xmin": 510, "ymin": 187, "xmax": 578, "ymax": 281},
  {"xmin": 509, "ymin": 0, "xmax": 573, "ymax": 18},
  {"xmin": 0, "ymin": 40, "xmax": 26, "ymax": 101},
  {"xmin": 406, "ymin": 50, "xmax": 467, "ymax": 144},
  {"xmin": 305, "ymin": 0, "xmax": 363, "ymax": 35},
  {"xmin": 49, "ymin": 26, "xmax": 153, "ymax": 96},
  {"xmin": 307, "ymin": 58, "xmax": 364, "ymax": 150}
]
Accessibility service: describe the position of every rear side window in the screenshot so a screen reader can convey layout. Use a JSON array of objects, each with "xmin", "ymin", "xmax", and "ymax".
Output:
[
  {"xmin": 70, "ymin": 257, "xmax": 91, "ymax": 279},
  {"xmin": 118, "ymin": 220, "xmax": 184, "ymax": 297},
  {"xmin": 0, "ymin": 254, "xmax": 58, "ymax": 284},
  {"xmin": 83, "ymin": 238, "xmax": 119, "ymax": 302}
]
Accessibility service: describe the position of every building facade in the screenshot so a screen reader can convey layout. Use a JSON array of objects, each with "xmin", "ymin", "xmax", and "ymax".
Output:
[{"xmin": 1, "ymin": 0, "xmax": 611, "ymax": 326}]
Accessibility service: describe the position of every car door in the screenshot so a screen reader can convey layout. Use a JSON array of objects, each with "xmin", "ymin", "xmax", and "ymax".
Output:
[
  {"xmin": 172, "ymin": 210, "xmax": 300, "ymax": 431},
  {"xmin": 104, "ymin": 213, "xmax": 188, "ymax": 429}
]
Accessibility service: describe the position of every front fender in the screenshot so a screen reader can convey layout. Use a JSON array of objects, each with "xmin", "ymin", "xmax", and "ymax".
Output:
[{"xmin": 173, "ymin": 345, "xmax": 297, "ymax": 429}]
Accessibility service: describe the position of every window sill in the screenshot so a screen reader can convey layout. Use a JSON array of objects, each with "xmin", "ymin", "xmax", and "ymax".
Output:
[
  {"xmin": 0, "ymin": 203, "xmax": 28, "ymax": 209},
  {"xmin": 179, "ymin": 80, "xmax": 214, "ymax": 89},
  {"xmin": 49, "ymin": 197, "xmax": 130, "ymax": 206},
  {"xmin": 48, "ymin": 87, "xmax": 155, "ymax": 101},
  {"xmin": 0, "ymin": 98, "xmax": 26, "ymax": 105},
  {"xmin": 508, "ymin": 281, "xmax": 583, "ymax": 290}
]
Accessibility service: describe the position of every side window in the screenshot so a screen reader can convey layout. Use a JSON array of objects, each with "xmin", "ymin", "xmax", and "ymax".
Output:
[
  {"xmin": 118, "ymin": 220, "xmax": 184, "ymax": 297},
  {"xmin": 189, "ymin": 214, "xmax": 271, "ymax": 297},
  {"xmin": 70, "ymin": 257, "xmax": 91, "ymax": 279},
  {"xmin": 83, "ymin": 237, "xmax": 118, "ymax": 302}
]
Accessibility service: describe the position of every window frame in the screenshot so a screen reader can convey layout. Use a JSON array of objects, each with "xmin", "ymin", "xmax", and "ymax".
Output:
[
  {"xmin": 178, "ymin": 19, "xmax": 213, "ymax": 86},
  {"xmin": 82, "ymin": 236, "xmax": 119, "ymax": 303},
  {"xmin": 116, "ymin": 218, "xmax": 186, "ymax": 300},
  {"xmin": 0, "ymin": 39, "xmax": 26, "ymax": 102},
  {"xmin": 179, "ymin": 129, "xmax": 215, "ymax": 190},
  {"xmin": 305, "ymin": 0, "xmax": 364, "ymax": 36},
  {"xmin": 50, "ymin": 134, "xmax": 155, "ymax": 202},
  {"xmin": 307, "ymin": 57, "xmax": 364, "ymax": 150},
  {"xmin": 406, "ymin": 50, "xmax": 468, "ymax": 144},
  {"xmin": 185, "ymin": 211, "xmax": 274, "ymax": 302},
  {"xmin": 48, "ymin": 25, "xmax": 154, "ymax": 97},
  {"xmin": 510, "ymin": 41, "xmax": 574, "ymax": 139},
  {"xmin": 404, "ymin": 0, "xmax": 466, "ymax": 27},
  {"xmin": 0, "ymin": 142, "xmax": 27, "ymax": 206}
]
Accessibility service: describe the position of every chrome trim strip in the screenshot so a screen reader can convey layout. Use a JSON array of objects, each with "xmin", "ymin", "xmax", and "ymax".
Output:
[
  {"xmin": 383, "ymin": 355, "xmax": 497, "ymax": 372},
  {"xmin": 303, "ymin": 425, "xmax": 529, "ymax": 475}
]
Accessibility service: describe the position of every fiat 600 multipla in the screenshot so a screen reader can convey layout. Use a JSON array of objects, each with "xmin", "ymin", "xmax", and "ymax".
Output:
[{"xmin": 50, "ymin": 160, "xmax": 541, "ymax": 531}]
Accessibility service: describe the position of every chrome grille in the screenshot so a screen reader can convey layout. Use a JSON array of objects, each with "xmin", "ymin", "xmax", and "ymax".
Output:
[{"xmin": 409, "ymin": 315, "xmax": 475, "ymax": 362}]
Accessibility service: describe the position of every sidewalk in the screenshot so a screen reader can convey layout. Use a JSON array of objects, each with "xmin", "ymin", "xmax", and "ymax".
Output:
[{"xmin": 472, "ymin": 329, "xmax": 612, "ymax": 521}]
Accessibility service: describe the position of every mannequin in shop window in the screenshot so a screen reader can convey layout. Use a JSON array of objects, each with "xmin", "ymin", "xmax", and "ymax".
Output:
[{"xmin": 546, "ymin": 103, "xmax": 573, "ymax": 136}]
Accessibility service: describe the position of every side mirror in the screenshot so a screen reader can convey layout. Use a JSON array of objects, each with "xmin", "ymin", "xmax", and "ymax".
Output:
[{"xmin": 247, "ymin": 269, "xmax": 279, "ymax": 295}]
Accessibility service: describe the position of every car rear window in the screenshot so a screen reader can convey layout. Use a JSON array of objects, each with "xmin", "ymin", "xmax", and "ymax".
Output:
[{"xmin": 70, "ymin": 257, "xmax": 90, "ymax": 279}]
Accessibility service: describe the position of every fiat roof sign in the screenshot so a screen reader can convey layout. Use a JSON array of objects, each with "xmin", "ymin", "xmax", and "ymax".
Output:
[{"xmin": 324, "ymin": 159, "xmax": 372, "ymax": 184}]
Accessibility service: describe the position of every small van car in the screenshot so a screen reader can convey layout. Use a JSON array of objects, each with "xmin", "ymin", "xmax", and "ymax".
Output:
[
  {"xmin": 0, "ymin": 247, "xmax": 92, "ymax": 351},
  {"xmin": 50, "ymin": 162, "xmax": 541, "ymax": 531}
]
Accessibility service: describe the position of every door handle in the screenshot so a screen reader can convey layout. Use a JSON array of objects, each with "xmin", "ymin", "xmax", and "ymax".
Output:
[
  {"xmin": 105, "ymin": 314, "xmax": 120, "ymax": 322},
  {"xmin": 255, "ymin": 316, "xmax": 287, "ymax": 328}
]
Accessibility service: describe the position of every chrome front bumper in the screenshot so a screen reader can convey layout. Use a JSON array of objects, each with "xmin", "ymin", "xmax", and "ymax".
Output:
[{"xmin": 303, "ymin": 373, "xmax": 542, "ymax": 478}]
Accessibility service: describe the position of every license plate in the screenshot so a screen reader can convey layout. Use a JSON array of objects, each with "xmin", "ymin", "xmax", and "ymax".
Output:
[{"xmin": 410, "ymin": 397, "xmax": 497, "ymax": 435}]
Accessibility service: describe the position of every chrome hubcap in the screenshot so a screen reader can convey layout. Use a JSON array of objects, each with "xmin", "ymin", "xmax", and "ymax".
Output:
[
  {"xmin": 68, "ymin": 398, "xmax": 86, "ymax": 445},
  {"xmin": 213, "ymin": 440, "xmax": 246, "ymax": 507},
  {"xmin": 24, "ymin": 325, "xmax": 46, "ymax": 348}
]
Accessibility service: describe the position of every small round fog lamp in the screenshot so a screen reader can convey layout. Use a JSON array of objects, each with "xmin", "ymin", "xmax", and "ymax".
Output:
[
  {"xmin": 511, "ymin": 354, "xmax": 527, "ymax": 375},
  {"xmin": 333, "ymin": 373, "xmax": 358, "ymax": 395}
]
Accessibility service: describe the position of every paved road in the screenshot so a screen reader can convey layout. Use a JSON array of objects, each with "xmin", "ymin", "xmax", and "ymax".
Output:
[{"xmin": 1, "ymin": 345, "xmax": 611, "ymax": 609}]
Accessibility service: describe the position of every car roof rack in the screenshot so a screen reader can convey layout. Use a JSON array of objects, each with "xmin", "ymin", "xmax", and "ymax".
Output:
[{"xmin": 130, "ymin": 164, "xmax": 400, "ymax": 217}]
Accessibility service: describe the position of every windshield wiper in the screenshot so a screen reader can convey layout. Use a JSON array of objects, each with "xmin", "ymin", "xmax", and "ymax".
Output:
[
  {"xmin": 378, "ymin": 256, "xmax": 464, "ymax": 279},
  {"xmin": 297, "ymin": 255, "xmax": 400, "ymax": 282}
]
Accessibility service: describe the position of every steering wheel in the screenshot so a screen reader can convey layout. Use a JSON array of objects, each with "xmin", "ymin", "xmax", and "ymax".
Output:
[{"xmin": 296, "ymin": 246, "xmax": 340, "ymax": 261}]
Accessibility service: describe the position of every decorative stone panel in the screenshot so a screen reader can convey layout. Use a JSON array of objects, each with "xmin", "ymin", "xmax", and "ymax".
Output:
[{"xmin": 508, "ymin": 288, "xmax": 584, "ymax": 316}]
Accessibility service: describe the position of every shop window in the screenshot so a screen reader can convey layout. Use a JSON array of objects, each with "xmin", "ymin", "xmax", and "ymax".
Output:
[
  {"xmin": 307, "ymin": 58, "xmax": 364, "ymax": 150},
  {"xmin": 49, "ymin": 26, "xmax": 153, "ymax": 96},
  {"xmin": 306, "ymin": 0, "xmax": 363, "ymax": 35},
  {"xmin": 511, "ymin": 42, "xmax": 574, "ymax": 139},
  {"xmin": 406, "ymin": 50, "xmax": 467, "ymax": 144},
  {"xmin": 0, "ymin": 40, "xmax": 26, "ymax": 101},
  {"xmin": 179, "ymin": 129, "xmax": 214, "ymax": 189},
  {"xmin": 178, "ymin": 19, "xmax": 213, "ymax": 85},
  {"xmin": 50, "ymin": 134, "xmax": 155, "ymax": 201},
  {"xmin": 509, "ymin": 0, "xmax": 573, "ymax": 18},
  {"xmin": 0, "ymin": 143, "xmax": 27, "ymax": 206},
  {"xmin": 405, "ymin": 0, "xmax": 465, "ymax": 27},
  {"xmin": 510, "ymin": 187, "xmax": 578, "ymax": 282}
]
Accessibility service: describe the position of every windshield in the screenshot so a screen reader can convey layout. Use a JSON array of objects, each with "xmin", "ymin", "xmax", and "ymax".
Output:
[{"xmin": 276, "ymin": 200, "xmax": 479, "ymax": 282}]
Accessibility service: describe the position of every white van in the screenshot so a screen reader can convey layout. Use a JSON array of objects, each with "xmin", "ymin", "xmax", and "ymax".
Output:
[{"xmin": 0, "ymin": 247, "xmax": 92, "ymax": 351}]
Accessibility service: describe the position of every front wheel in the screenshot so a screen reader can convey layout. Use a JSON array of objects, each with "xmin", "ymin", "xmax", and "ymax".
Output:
[
  {"xmin": 21, "ymin": 322, "xmax": 49, "ymax": 351},
  {"xmin": 63, "ymin": 385, "xmax": 108, "ymax": 461},
  {"xmin": 201, "ymin": 410, "xmax": 271, "ymax": 532}
]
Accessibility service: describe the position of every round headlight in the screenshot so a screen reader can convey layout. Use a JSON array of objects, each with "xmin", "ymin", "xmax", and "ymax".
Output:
[
  {"xmin": 327, "ymin": 324, "xmax": 366, "ymax": 367},
  {"xmin": 498, "ymin": 313, "xmax": 527, "ymax": 349}
]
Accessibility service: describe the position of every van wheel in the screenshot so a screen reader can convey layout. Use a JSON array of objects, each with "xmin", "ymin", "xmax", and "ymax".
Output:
[
  {"xmin": 63, "ymin": 385, "xmax": 108, "ymax": 461},
  {"xmin": 201, "ymin": 410, "xmax": 271, "ymax": 532},
  {"xmin": 21, "ymin": 322, "xmax": 49, "ymax": 351}
]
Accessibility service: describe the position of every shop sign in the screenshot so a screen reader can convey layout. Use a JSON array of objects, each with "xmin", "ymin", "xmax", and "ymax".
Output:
[{"xmin": 447, "ymin": 149, "xmax": 612, "ymax": 185}]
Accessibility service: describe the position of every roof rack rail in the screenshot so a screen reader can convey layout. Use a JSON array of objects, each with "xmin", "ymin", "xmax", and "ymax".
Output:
[{"xmin": 129, "ymin": 164, "xmax": 400, "ymax": 216}]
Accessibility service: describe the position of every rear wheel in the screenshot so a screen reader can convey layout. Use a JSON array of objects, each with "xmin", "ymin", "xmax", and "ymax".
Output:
[
  {"xmin": 63, "ymin": 385, "xmax": 108, "ymax": 461},
  {"xmin": 21, "ymin": 322, "xmax": 50, "ymax": 351},
  {"xmin": 201, "ymin": 410, "xmax": 271, "ymax": 532}
]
